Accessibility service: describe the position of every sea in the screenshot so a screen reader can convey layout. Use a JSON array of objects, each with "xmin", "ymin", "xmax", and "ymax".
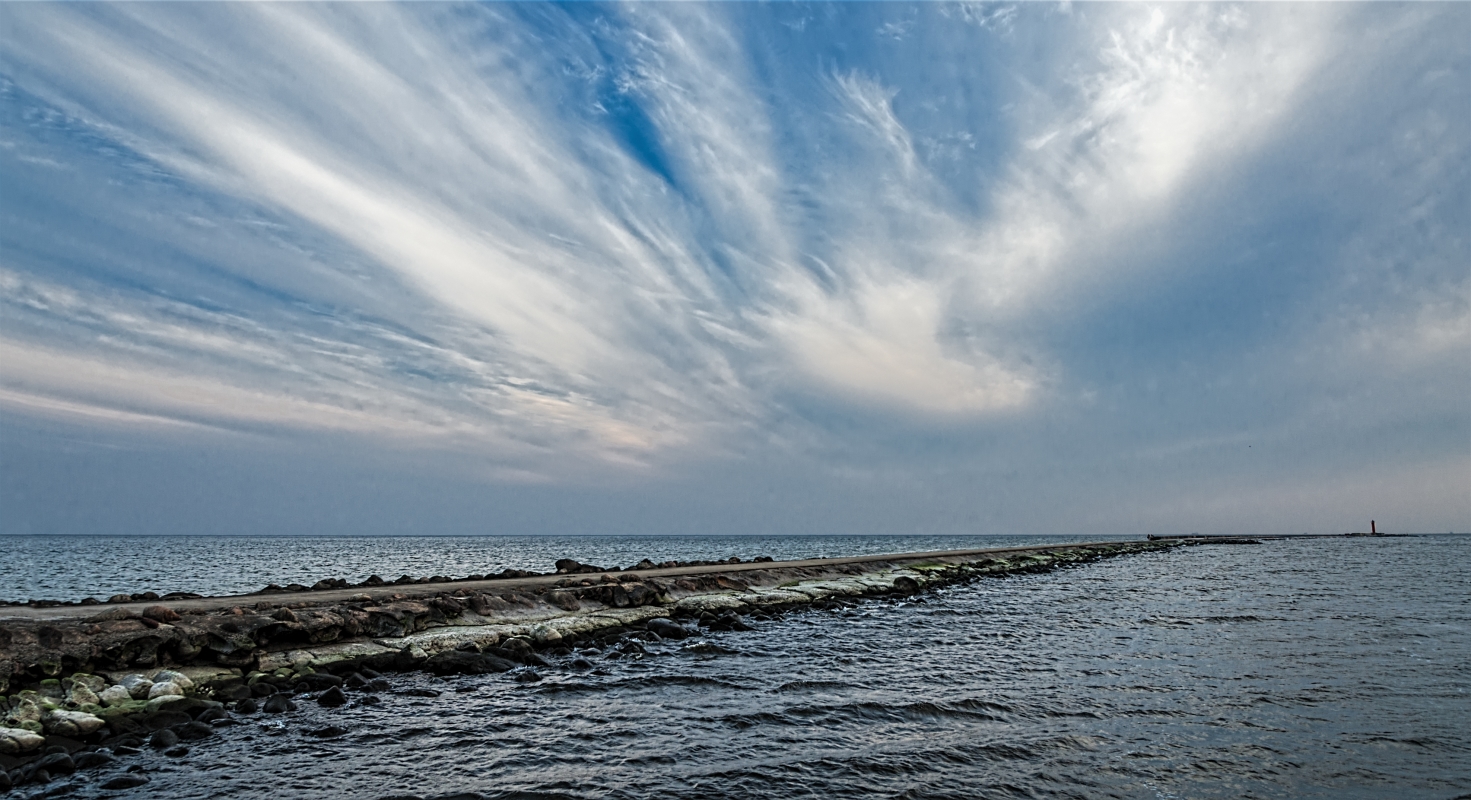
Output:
[{"xmin": 2, "ymin": 534, "xmax": 1468, "ymax": 799}]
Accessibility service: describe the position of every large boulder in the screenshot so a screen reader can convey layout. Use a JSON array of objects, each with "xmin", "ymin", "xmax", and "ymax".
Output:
[
  {"xmin": 2, "ymin": 695, "xmax": 42, "ymax": 727},
  {"xmin": 67, "ymin": 673, "xmax": 107, "ymax": 693},
  {"xmin": 98, "ymin": 684, "xmax": 133, "ymax": 706},
  {"xmin": 0, "ymin": 725, "xmax": 46, "ymax": 755},
  {"xmin": 152, "ymin": 670, "xmax": 195, "ymax": 692},
  {"xmin": 42, "ymin": 708, "xmax": 105, "ymax": 737},
  {"xmin": 118, "ymin": 674, "xmax": 154, "ymax": 699},
  {"xmin": 646, "ymin": 618, "xmax": 690, "ymax": 640},
  {"xmin": 66, "ymin": 683, "xmax": 101, "ymax": 707},
  {"xmin": 148, "ymin": 680, "xmax": 185, "ymax": 699},
  {"xmin": 424, "ymin": 650, "xmax": 516, "ymax": 676}
]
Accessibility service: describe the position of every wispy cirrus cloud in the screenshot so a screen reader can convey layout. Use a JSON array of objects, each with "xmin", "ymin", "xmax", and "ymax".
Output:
[{"xmin": 0, "ymin": 2, "xmax": 1465, "ymax": 534}]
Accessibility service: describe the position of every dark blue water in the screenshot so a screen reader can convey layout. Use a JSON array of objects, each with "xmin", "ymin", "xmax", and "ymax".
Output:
[
  {"xmin": 0, "ymin": 533, "xmax": 1111, "ymax": 603},
  {"xmin": 10, "ymin": 536, "xmax": 1471, "ymax": 799}
]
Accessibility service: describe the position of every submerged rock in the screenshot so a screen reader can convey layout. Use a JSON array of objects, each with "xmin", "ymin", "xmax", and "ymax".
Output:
[
  {"xmin": 424, "ymin": 650, "xmax": 516, "ymax": 676},
  {"xmin": 646, "ymin": 618, "xmax": 690, "ymax": 640},
  {"xmin": 261, "ymin": 695, "xmax": 295, "ymax": 714},
  {"xmin": 317, "ymin": 686, "xmax": 348, "ymax": 708}
]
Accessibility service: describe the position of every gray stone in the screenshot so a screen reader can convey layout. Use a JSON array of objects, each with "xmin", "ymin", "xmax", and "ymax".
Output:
[
  {"xmin": 98, "ymin": 685, "xmax": 133, "ymax": 707},
  {"xmin": 117, "ymin": 674, "xmax": 154, "ymax": 700},
  {"xmin": 0, "ymin": 725, "xmax": 46, "ymax": 755},
  {"xmin": 148, "ymin": 681, "xmax": 184, "ymax": 700},
  {"xmin": 42, "ymin": 709, "xmax": 105, "ymax": 737}
]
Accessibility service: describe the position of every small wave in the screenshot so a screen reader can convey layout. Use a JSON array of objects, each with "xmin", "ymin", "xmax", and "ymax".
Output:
[{"xmin": 773, "ymin": 679, "xmax": 853, "ymax": 692}]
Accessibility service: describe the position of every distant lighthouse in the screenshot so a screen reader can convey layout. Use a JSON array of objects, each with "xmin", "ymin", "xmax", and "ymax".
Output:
[{"xmin": 1371, "ymin": 519, "xmax": 1377, "ymax": 535}]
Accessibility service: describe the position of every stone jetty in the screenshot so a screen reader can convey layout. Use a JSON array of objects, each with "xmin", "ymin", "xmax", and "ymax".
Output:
[{"xmin": 0, "ymin": 539, "xmax": 1177, "ymax": 791}]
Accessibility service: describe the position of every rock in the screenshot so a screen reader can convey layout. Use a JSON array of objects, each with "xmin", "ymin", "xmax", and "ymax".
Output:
[
  {"xmin": 272, "ymin": 607, "xmax": 298, "ymax": 622},
  {"xmin": 145, "ymin": 695, "xmax": 185, "ymax": 710},
  {"xmin": 148, "ymin": 728, "xmax": 179, "ymax": 749},
  {"xmin": 0, "ymin": 726, "xmax": 46, "ymax": 755},
  {"xmin": 0, "ymin": 769, "xmax": 9, "ymax": 791},
  {"xmin": 165, "ymin": 745, "xmax": 189, "ymax": 757},
  {"xmin": 68, "ymin": 674, "xmax": 107, "ymax": 693},
  {"xmin": 195, "ymin": 707, "xmax": 228, "ymax": 724},
  {"xmin": 344, "ymin": 672, "xmax": 369, "ymax": 689},
  {"xmin": 545, "ymin": 590, "xmax": 580, "ymax": 612},
  {"xmin": 261, "ymin": 695, "xmax": 294, "ymax": 714},
  {"xmin": 298, "ymin": 673, "xmax": 343, "ymax": 690},
  {"xmin": 251, "ymin": 682, "xmax": 278, "ymax": 697},
  {"xmin": 141, "ymin": 710, "xmax": 192, "ymax": 731},
  {"xmin": 569, "ymin": 657, "xmax": 594, "ymax": 671},
  {"xmin": 73, "ymin": 750, "xmax": 115, "ymax": 769},
  {"xmin": 218, "ymin": 684, "xmax": 251, "ymax": 702},
  {"xmin": 3, "ymin": 695, "xmax": 42, "ymax": 726},
  {"xmin": 66, "ymin": 684, "xmax": 101, "ymax": 707},
  {"xmin": 307, "ymin": 725, "xmax": 348, "ymax": 738},
  {"xmin": 424, "ymin": 650, "xmax": 516, "ymax": 676},
  {"xmin": 148, "ymin": 682, "xmax": 184, "ymax": 700},
  {"xmin": 117, "ymin": 675, "xmax": 154, "ymax": 700},
  {"xmin": 174, "ymin": 721, "xmax": 215, "ymax": 741},
  {"xmin": 152, "ymin": 670, "xmax": 194, "ymax": 692},
  {"xmin": 646, "ymin": 618, "xmax": 690, "ymax": 640},
  {"xmin": 42, "ymin": 710, "xmax": 105, "ymax": 737},
  {"xmin": 317, "ymin": 686, "xmax": 348, "ymax": 708},
  {"xmin": 892, "ymin": 576, "xmax": 920, "ymax": 594},
  {"xmin": 512, "ymin": 670, "xmax": 541, "ymax": 683},
  {"xmin": 234, "ymin": 698, "xmax": 258, "ymax": 714},
  {"xmin": 98, "ymin": 685, "xmax": 133, "ymax": 707},
  {"xmin": 34, "ymin": 752, "xmax": 75, "ymax": 775},
  {"xmin": 151, "ymin": 697, "xmax": 219, "ymax": 717},
  {"xmin": 101, "ymin": 774, "xmax": 150, "ymax": 790},
  {"xmin": 142, "ymin": 605, "xmax": 181, "ymax": 623}
]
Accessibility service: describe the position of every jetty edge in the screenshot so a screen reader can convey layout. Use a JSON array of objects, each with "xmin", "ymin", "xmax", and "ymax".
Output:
[{"xmin": 0, "ymin": 540, "xmax": 1176, "ymax": 780}]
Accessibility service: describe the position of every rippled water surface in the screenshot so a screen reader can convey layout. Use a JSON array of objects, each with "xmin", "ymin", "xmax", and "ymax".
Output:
[
  {"xmin": 13, "ymin": 536, "xmax": 1471, "ymax": 799},
  {"xmin": 1, "ymin": 533, "xmax": 1109, "ymax": 603}
]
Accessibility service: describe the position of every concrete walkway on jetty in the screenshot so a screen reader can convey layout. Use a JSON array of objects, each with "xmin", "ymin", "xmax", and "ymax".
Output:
[{"xmin": 2, "ymin": 539, "xmax": 1162, "ymax": 623}]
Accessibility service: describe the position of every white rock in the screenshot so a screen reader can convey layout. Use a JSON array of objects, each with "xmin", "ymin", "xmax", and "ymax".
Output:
[
  {"xmin": 152, "ymin": 670, "xmax": 194, "ymax": 691},
  {"xmin": 145, "ymin": 695, "xmax": 185, "ymax": 710},
  {"xmin": 98, "ymin": 685, "xmax": 134, "ymax": 707},
  {"xmin": 148, "ymin": 681, "xmax": 183, "ymax": 699},
  {"xmin": 118, "ymin": 674, "xmax": 154, "ymax": 700},
  {"xmin": 0, "ymin": 726, "xmax": 46, "ymax": 755},
  {"xmin": 42, "ymin": 709, "xmax": 105, "ymax": 737}
]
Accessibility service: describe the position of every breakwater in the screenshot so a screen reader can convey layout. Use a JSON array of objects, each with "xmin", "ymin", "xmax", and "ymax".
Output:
[{"xmin": 0, "ymin": 540, "xmax": 1175, "ymax": 791}]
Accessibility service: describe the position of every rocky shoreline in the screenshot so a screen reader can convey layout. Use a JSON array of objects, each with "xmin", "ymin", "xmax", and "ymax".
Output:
[{"xmin": 0, "ymin": 540, "xmax": 1179, "ymax": 794}]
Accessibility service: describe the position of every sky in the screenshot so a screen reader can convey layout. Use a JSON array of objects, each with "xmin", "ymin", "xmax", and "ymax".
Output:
[{"xmin": 0, "ymin": 2, "xmax": 1466, "ymax": 538}]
